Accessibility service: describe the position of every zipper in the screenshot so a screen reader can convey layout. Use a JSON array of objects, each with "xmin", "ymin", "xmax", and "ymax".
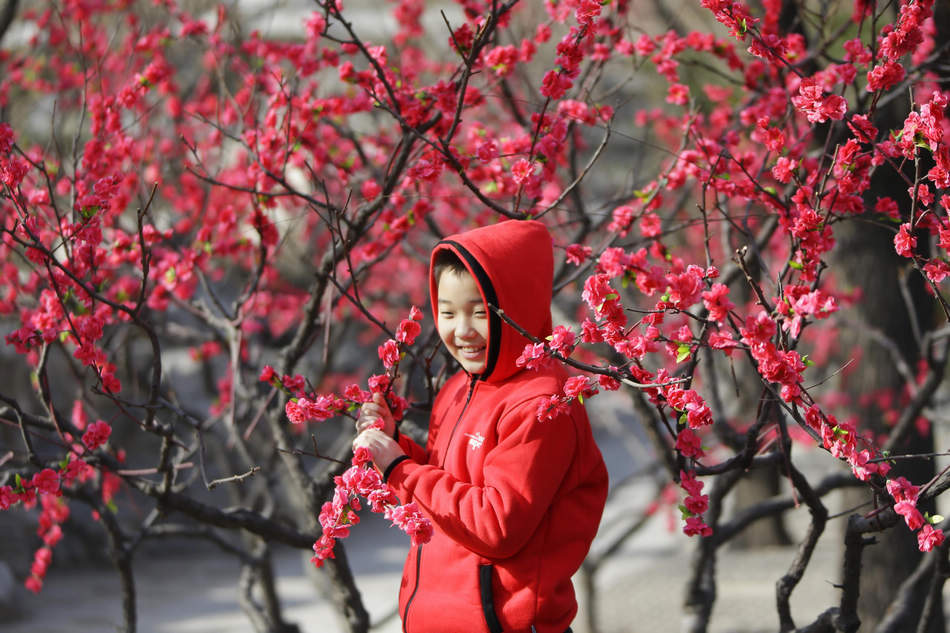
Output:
[
  {"xmin": 402, "ymin": 544, "xmax": 423, "ymax": 633},
  {"xmin": 439, "ymin": 374, "xmax": 477, "ymax": 468},
  {"xmin": 403, "ymin": 376, "xmax": 476, "ymax": 630}
]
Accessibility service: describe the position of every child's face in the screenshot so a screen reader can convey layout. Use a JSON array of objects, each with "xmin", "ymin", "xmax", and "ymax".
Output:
[{"xmin": 436, "ymin": 269, "xmax": 489, "ymax": 373}]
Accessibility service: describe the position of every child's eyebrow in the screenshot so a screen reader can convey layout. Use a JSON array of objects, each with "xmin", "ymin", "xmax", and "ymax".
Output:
[{"xmin": 438, "ymin": 298, "xmax": 484, "ymax": 304}]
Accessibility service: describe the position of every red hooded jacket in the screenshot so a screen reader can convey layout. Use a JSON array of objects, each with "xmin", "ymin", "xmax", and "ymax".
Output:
[{"xmin": 386, "ymin": 220, "xmax": 608, "ymax": 633}]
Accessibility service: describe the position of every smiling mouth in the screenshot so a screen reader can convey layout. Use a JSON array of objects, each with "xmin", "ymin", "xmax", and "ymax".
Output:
[{"xmin": 458, "ymin": 344, "xmax": 486, "ymax": 356}]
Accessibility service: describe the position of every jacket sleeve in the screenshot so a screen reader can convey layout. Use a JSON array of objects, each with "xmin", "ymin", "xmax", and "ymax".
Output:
[
  {"xmin": 395, "ymin": 431, "xmax": 429, "ymax": 464},
  {"xmin": 386, "ymin": 398, "xmax": 577, "ymax": 560}
]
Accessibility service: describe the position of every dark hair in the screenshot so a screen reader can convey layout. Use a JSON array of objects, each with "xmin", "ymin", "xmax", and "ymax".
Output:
[{"xmin": 432, "ymin": 249, "xmax": 468, "ymax": 284}]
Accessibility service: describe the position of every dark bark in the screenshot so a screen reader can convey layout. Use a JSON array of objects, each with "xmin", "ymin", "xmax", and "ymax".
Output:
[{"xmin": 0, "ymin": 0, "xmax": 18, "ymax": 46}]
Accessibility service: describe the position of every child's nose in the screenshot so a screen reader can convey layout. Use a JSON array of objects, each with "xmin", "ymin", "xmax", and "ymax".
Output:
[{"xmin": 455, "ymin": 317, "xmax": 477, "ymax": 338}]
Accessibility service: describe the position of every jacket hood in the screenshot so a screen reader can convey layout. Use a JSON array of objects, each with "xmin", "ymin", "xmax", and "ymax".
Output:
[{"xmin": 429, "ymin": 220, "xmax": 553, "ymax": 383}]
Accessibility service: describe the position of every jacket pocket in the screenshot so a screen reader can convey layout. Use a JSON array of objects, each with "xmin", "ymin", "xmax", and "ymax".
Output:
[{"xmin": 479, "ymin": 564, "xmax": 504, "ymax": 633}]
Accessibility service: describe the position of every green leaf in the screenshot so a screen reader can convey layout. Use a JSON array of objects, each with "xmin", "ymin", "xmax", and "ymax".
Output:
[
  {"xmin": 676, "ymin": 343, "xmax": 691, "ymax": 363},
  {"xmin": 788, "ymin": 259, "xmax": 803, "ymax": 270},
  {"xmin": 930, "ymin": 514, "xmax": 944, "ymax": 524}
]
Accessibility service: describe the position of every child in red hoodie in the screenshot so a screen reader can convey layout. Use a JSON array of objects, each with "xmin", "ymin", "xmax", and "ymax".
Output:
[{"xmin": 354, "ymin": 220, "xmax": 608, "ymax": 633}]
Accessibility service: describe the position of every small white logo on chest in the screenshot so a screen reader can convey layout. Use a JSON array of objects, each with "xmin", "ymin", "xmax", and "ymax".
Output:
[{"xmin": 465, "ymin": 432, "xmax": 485, "ymax": 450}]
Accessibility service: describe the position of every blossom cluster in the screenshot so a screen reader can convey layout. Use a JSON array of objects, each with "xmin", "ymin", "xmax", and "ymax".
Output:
[
  {"xmin": 311, "ymin": 446, "xmax": 433, "ymax": 567},
  {"xmin": 0, "ymin": 402, "xmax": 112, "ymax": 592},
  {"xmin": 679, "ymin": 470, "xmax": 712, "ymax": 537},
  {"xmin": 803, "ymin": 404, "xmax": 944, "ymax": 551},
  {"xmin": 265, "ymin": 306, "xmax": 422, "ymax": 426},
  {"xmin": 887, "ymin": 476, "xmax": 945, "ymax": 552}
]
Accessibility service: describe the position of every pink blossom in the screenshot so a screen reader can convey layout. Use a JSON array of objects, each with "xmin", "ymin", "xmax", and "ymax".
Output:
[
  {"xmin": 311, "ymin": 534, "xmax": 337, "ymax": 567},
  {"xmin": 894, "ymin": 223, "xmax": 916, "ymax": 258},
  {"xmin": 580, "ymin": 319, "xmax": 603, "ymax": 344},
  {"xmin": 675, "ymin": 428, "xmax": 704, "ymax": 459},
  {"xmin": 540, "ymin": 69, "xmax": 572, "ymax": 99},
  {"xmin": 666, "ymin": 83, "xmax": 689, "ymax": 105},
  {"xmin": 574, "ymin": 0, "xmax": 602, "ymax": 24},
  {"xmin": 563, "ymin": 375, "xmax": 595, "ymax": 400},
  {"xmin": 378, "ymin": 339, "xmax": 401, "ymax": 369},
  {"xmin": 918, "ymin": 524, "xmax": 945, "ymax": 552},
  {"xmin": 549, "ymin": 325, "xmax": 576, "ymax": 355},
  {"xmin": 516, "ymin": 342, "xmax": 550, "ymax": 371},
  {"xmin": 702, "ymin": 283, "xmax": 734, "ymax": 324},
  {"xmin": 259, "ymin": 365, "xmax": 276, "ymax": 383},
  {"xmin": 792, "ymin": 78, "xmax": 848, "ymax": 123},
  {"xmin": 683, "ymin": 515, "xmax": 713, "ymax": 537},
  {"xmin": 771, "ymin": 157, "xmax": 797, "ymax": 183},
  {"xmin": 565, "ymin": 244, "xmax": 592, "ymax": 265},
  {"xmin": 924, "ymin": 260, "xmax": 950, "ymax": 283},
  {"xmin": 484, "ymin": 45, "xmax": 519, "ymax": 77},
  {"xmin": 536, "ymin": 394, "xmax": 570, "ymax": 422},
  {"xmin": 667, "ymin": 265, "xmax": 705, "ymax": 309},
  {"xmin": 597, "ymin": 374, "xmax": 621, "ymax": 391},
  {"xmin": 360, "ymin": 179, "xmax": 381, "ymax": 200},
  {"xmin": 608, "ymin": 206, "xmax": 636, "ymax": 236},
  {"xmin": 62, "ymin": 456, "xmax": 94, "ymax": 486},
  {"xmin": 396, "ymin": 318, "xmax": 422, "ymax": 345},
  {"xmin": 81, "ymin": 420, "xmax": 112, "ymax": 451},
  {"xmin": 894, "ymin": 500, "xmax": 925, "ymax": 530},
  {"xmin": 386, "ymin": 502, "xmax": 434, "ymax": 546},
  {"xmin": 32, "ymin": 469, "xmax": 60, "ymax": 496},
  {"xmin": 282, "ymin": 374, "xmax": 306, "ymax": 393},
  {"xmin": 368, "ymin": 374, "xmax": 391, "ymax": 394},
  {"xmin": 0, "ymin": 122, "xmax": 14, "ymax": 154},
  {"xmin": 511, "ymin": 159, "xmax": 535, "ymax": 185},
  {"xmin": 680, "ymin": 469, "xmax": 704, "ymax": 497},
  {"xmin": 285, "ymin": 395, "xmax": 339, "ymax": 424},
  {"xmin": 867, "ymin": 61, "xmax": 905, "ymax": 92},
  {"xmin": 0, "ymin": 485, "xmax": 16, "ymax": 510},
  {"xmin": 684, "ymin": 493, "xmax": 709, "ymax": 515},
  {"xmin": 634, "ymin": 34, "xmax": 656, "ymax": 56},
  {"xmin": 708, "ymin": 330, "xmax": 737, "ymax": 355},
  {"xmin": 352, "ymin": 447, "xmax": 373, "ymax": 467},
  {"xmin": 886, "ymin": 476, "xmax": 919, "ymax": 503},
  {"xmin": 24, "ymin": 576, "xmax": 43, "ymax": 594}
]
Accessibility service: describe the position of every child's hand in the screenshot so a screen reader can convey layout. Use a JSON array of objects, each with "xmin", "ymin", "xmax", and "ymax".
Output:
[
  {"xmin": 356, "ymin": 393, "xmax": 396, "ymax": 437},
  {"xmin": 353, "ymin": 429, "xmax": 405, "ymax": 473}
]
